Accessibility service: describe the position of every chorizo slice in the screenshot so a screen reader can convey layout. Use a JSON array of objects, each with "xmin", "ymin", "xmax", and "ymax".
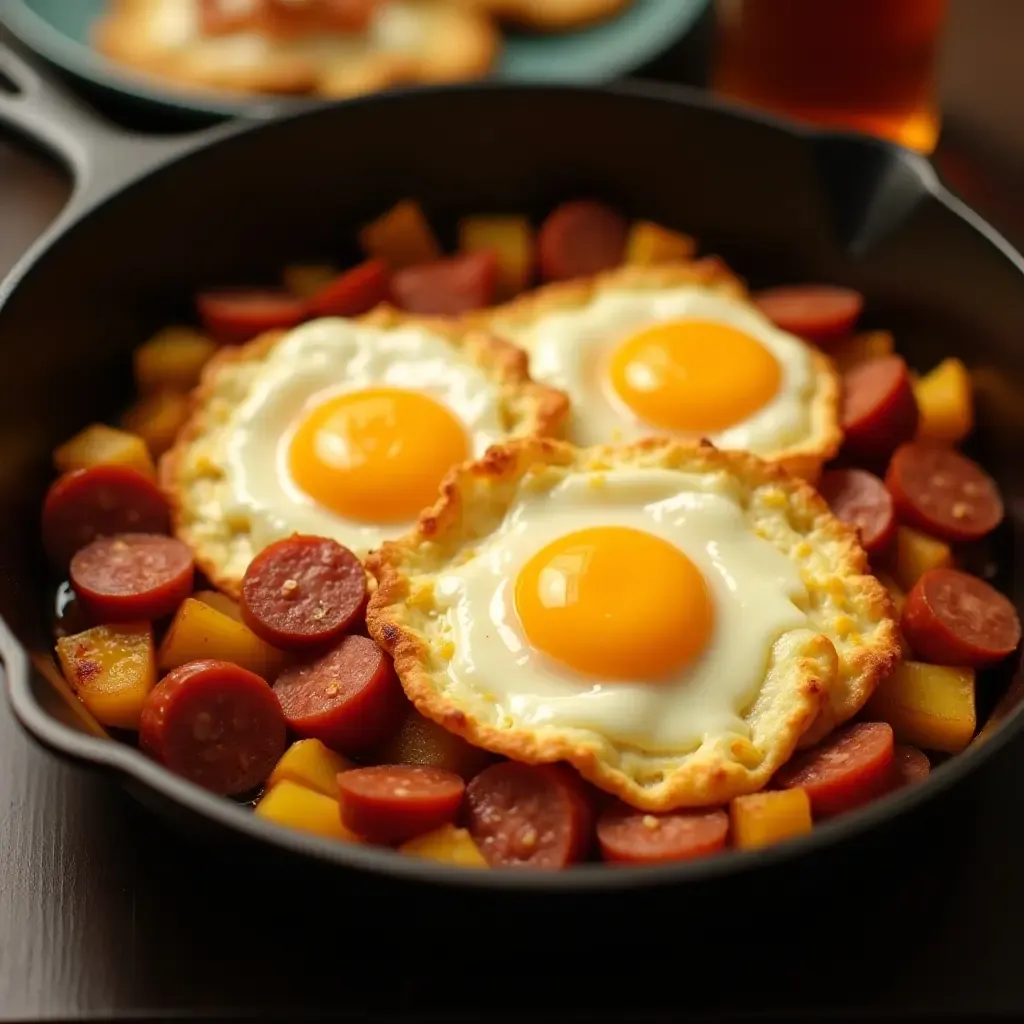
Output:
[
  {"xmin": 817, "ymin": 468, "xmax": 896, "ymax": 555},
  {"xmin": 196, "ymin": 288, "xmax": 306, "ymax": 343},
  {"xmin": 841, "ymin": 355, "xmax": 919, "ymax": 461},
  {"xmin": 537, "ymin": 200, "xmax": 628, "ymax": 282},
  {"xmin": 390, "ymin": 250, "xmax": 499, "ymax": 315},
  {"xmin": 305, "ymin": 259, "xmax": 391, "ymax": 318},
  {"xmin": 890, "ymin": 745, "xmax": 931, "ymax": 790},
  {"xmin": 596, "ymin": 803, "xmax": 729, "ymax": 865},
  {"xmin": 753, "ymin": 284, "xmax": 864, "ymax": 341}
]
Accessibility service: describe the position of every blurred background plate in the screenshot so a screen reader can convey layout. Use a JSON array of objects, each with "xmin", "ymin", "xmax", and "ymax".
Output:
[{"xmin": 0, "ymin": 0, "xmax": 713, "ymax": 125}]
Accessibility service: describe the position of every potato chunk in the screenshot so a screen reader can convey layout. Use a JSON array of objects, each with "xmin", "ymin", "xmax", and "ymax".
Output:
[
  {"xmin": 865, "ymin": 660, "xmax": 976, "ymax": 754},
  {"xmin": 458, "ymin": 215, "xmax": 533, "ymax": 300},
  {"xmin": 914, "ymin": 357, "xmax": 973, "ymax": 444},
  {"xmin": 194, "ymin": 589, "xmax": 244, "ymax": 621},
  {"xmin": 158, "ymin": 597, "xmax": 285, "ymax": 679},
  {"xmin": 625, "ymin": 220, "xmax": 696, "ymax": 266},
  {"xmin": 56, "ymin": 623, "xmax": 156, "ymax": 729},
  {"xmin": 889, "ymin": 526, "xmax": 952, "ymax": 591},
  {"xmin": 400, "ymin": 824, "xmax": 487, "ymax": 867},
  {"xmin": 133, "ymin": 326, "xmax": 216, "ymax": 395},
  {"xmin": 283, "ymin": 263, "xmax": 339, "ymax": 299},
  {"xmin": 375, "ymin": 708, "xmax": 493, "ymax": 780},
  {"xmin": 829, "ymin": 330, "xmax": 894, "ymax": 372},
  {"xmin": 53, "ymin": 423, "xmax": 155, "ymax": 478},
  {"xmin": 255, "ymin": 781, "xmax": 357, "ymax": 842},
  {"xmin": 730, "ymin": 789, "xmax": 812, "ymax": 849},
  {"xmin": 122, "ymin": 390, "xmax": 192, "ymax": 459},
  {"xmin": 267, "ymin": 739, "xmax": 353, "ymax": 798},
  {"xmin": 360, "ymin": 199, "xmax": 441, "ymax": 269}
]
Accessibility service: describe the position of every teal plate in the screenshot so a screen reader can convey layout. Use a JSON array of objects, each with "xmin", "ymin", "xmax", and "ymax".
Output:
[{"xmin": 0, "ymin": 0, "xmax": 711, "ymax": 119}]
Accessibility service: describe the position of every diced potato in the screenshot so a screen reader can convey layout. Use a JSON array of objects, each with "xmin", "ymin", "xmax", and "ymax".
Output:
[
  {"xmin": 122, "ymin": 390, "xmax": 192, "ymax": 459},
  {"xmin": 53, "ymin": 423, "xmax": 155, "ymax": 478},
  {"xmin": 730, "ymin": 789, "xmax": 813, "ymax": 849},
  {"xmin": 458, "ymin": 215, "xmax": 533, "ymax": 300},
  {"xmin": 194, "ymin": 589, "xmax": 244, "ymax": 622},
  {"xmin": 359, "ymin": 199, "xmax": 441, "ymax": 269},
  {"xmin": 625, "ymin": 220, "xmax": 697, "ymax": 266},
  {"xmin": 56, "ymin": 623, "xmax": 157, "ymax": 730},
  {"xmin": 375, "ymin": 708, "xmax": 493, "ymax": 780},
  {"xmin": 255, "ymin": 780, "xmax": 358, "ymax": 842},
  {"xmin": 283, "ymin": 263, "xmax": 339, "ymax": 299},
  {"xmin": 876, "ymin": 571, "xmax": 906, "ymax": 619},
  {"xmin": 829, "ymin": 330, "xmax": 895, "ymax": 372},
  {"xmin": 31, "ymin": 652, "xmax": 110, "ymax": 739},
  {"xmin": 158, "ymin": 597, "xmax": 285, "ymax": 679},
  {"xmin": 914, "ymin": 357, "xmax": 974, "ymax": 445},
  {"xmin": 865, "ymin": 660, "xmax": 976, "ymax": 754},
  {"xmin": 400, "ymin": 824, "xmax": 487, "ymax": 867},
  {"xmin": 133, "ymin": 325, "xmax": 217, "ymax": 395},
  {"xmin": 267, "ymin": 739, "xmax": 353, "ymax": 798},
  {"xmin": 890, "ymin": 526, "xmax": 953, "ymax": 591}
]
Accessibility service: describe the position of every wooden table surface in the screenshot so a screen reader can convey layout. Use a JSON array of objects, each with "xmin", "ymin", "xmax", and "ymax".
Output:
[{"xmin": 4, "ymin": 2, "xmax": 1024, "ymax": 1019}]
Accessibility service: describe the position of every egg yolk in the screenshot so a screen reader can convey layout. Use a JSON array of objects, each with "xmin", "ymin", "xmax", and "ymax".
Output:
[
  {"xmin": 287, "ymin": 387, "xmax": 469, "ymax": 523},
  {"xmin": 608, "ymin": 320, "xmax": 782, "ymax": 432},
  {"xmin": 514, "ymin": 526, "xmax": 714, "ymax": 681}
]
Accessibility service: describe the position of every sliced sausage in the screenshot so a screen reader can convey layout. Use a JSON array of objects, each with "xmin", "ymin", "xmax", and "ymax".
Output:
[
  {"xmin": 42, "ymin": 465, "xmax": 171, "ymax": 567},
  {"xmin": 305, "ymin": 259, "xmax": 391, "ymax": 318},
  {"xmin": 70, "ymin": 534, "xmax": 194, "ymax": 623},
  {"xmin": 753, "ymin": 285, "xmax": 864, "ymax": 341},
  {"xmin": 272, "ymin": 634, "xmax": 403, "ymax": 754},
  {"xmin": 196, "ymin": 288, "xmax": 306, "ymax": 343},
  {"xmin": 337, "ymin": 765, "xmax": 465, "ymax": 844},
  {"xmin": 902, "ymin": 567, "xmax": 1021, "ymax": 668},
  {"xmin": 841, "ymin": 355, "xmax": 919, "ymax": 461},
  {"xmin": 886, "ymin": 442, "xmax": 1004, "ymax": 543},
  {"xmin": 390, "ymin": 251, "xmax": 498, "ymax": 315},
  {"xmin": 241, "ymin": 535, "xmax": 367, "ymax": 649},
  {"xmin": 817, "ymin": 468, "xmax": 896, "ymax": 555},
  {"xmin": 890, "ymin": 745, "xmax": 931, "ymax": 790},
  {"xmin": 773, "ymin": 721, "xmax": 895, "ymax": 818},
  {"xmin": 596, "ymin": 803, "xmax": 729, "ymax": 865},
  {"xmin": 264, "ymin": 0, "xmax": 377, "ymax": 34},
  {"xmin": 464, "ymin": 762, "xmax": 593, "ymax": 869},
  {"xmin": 139, "ymin": 658, "xmax": 286, "ymax": 795},
  {"xmin": 537, "ymin": 200, "xmax": 628, "ymax": 282}
]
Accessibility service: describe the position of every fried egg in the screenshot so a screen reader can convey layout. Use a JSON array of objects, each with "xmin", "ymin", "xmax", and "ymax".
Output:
[
  {"xmin": 162, "ymin": 313, "xmax": 567, "ymax": 595},
  {"xmin": 474, "ymin": 262, "xmax": 841, "ymax": 480},
  {"xmin": 367, "ymin": 438, "xmax": 899, "ymax": 810}
]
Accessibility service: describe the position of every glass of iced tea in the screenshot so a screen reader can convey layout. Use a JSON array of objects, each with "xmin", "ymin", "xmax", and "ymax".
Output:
[{"xmin": 711, "ymin": 0, "xmax": 948, "ymax": 152}]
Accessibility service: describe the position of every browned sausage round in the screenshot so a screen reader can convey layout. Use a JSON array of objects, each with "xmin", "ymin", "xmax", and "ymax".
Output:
[
  {"xmin": 537, "ymin": 200, "xmax": 628, "ymax": 282},
  {"xmin": 70, "ymin": 534, "xmax": 194, "ymax": 623},
  {"xmin": 42, "ymin": 465, "xmax": 171, "ymax": 567},
  {"xmin": 337, "ymin": 765, "xmax": 465, "ymax": 844},
  {"xmin": 753, "ymin": 284, "xmax": 864, "ymax": 341},
  {"xmin": 272, "ymin": 634, "xmax": 404, "ymax": 754},
  {"xmin": 596, "ymin": 803, "xmax": 729, "ymax": 865},
  {"xmin": 841, "ymin": 355, "xmax": 919, "ymax": 461},
  {"xmin": 196, "ymin": 288, "xmax": 306, "ymax": 343},
  {"xmin": 305, "ymin": 259, "xmax": 391, "ymax": 318},
  {"xmin": 390, "ymin": 251, "xmax": 498, "ymax": 315},
  {"xmin": 241, "ymin": 535, "xmax": 367, "ymax": 649},
  {"xmin": 464, "ymin": 762, "xmax": 593, "ymax": 868},
  {"xmin": 885, "ymin": 442, "xmax": 1004, "ymax": 543},
  {"xmin": 139, "ymin": 658, "xmax": 286, "ymax": 795},
  {"xmin": 817, "ymin": 468, "xmax": 896, "ymax": 554},
  {"xmin": 902, "ymin": 567, "xmax": 1021, "ymax": 668},
  {"xmin": 890, "ymin": 745, "xmax": 931, "ymax": 790}
]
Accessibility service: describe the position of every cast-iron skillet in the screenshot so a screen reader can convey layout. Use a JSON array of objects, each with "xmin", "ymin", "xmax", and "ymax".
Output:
[{"xmin": 2, "ymin": 42, "xmax": 1023, "ymax": 895}]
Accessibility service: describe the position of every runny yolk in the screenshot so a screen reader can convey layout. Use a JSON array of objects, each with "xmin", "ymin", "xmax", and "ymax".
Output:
[
  {"xmin": 607, "ymin": 320, "xmax": 782, "ymax": 433},
  {"xmin": 287, "ymin": 387, "xmax": 469, "ymax": 523},
  {"xmin": 514, "ymin": 526, "xmax": 714, "ymax": 681}
]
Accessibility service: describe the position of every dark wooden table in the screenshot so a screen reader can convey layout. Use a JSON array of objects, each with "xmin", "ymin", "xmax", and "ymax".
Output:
[{"xmin": 5, "ymin": 2, "xmax": 1024, "ymax": 1019}]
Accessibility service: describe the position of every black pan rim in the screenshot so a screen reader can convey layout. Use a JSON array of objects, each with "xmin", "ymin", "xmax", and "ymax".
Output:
[{"xmin": 4, "ymin": 78, "xmax": 1024, "ymax": 893}]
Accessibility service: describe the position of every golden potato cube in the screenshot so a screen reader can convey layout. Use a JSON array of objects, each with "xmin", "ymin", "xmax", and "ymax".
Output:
[
  {"xmin": 400, "ymin": 824, "xmax": 488, "ymax": 867},
  {"xmin": 267, "ymin": 739, "xmax": 353, "ymax": 798},
  {"xmin": 122, "ymin": 391, "xmax": 192, "ymax": 459},
  {"xmin": 56, "ymin": 623, "xmax": 157, "ymax": 730},
  {"xmin": 914, "ymin": 357, "xmax": 974, "ymax": 445},
  {"xmin": 255, "ymin": 781, "xmax": 358, "ymax": 842},
  {"xmin": 158, "ymin": 597, "xmax": 285, "ymax": 679},
  {"xmin": 865, "ymin": 660, "xmax": 976, "ymax": 754},
  {"xmin": 283, "ymin": 263, "xmax": 339, "ymax": 299},
  {"xmin": 194, "ymin": 589, "xmax": 244, "ymax": 622},
  {"xmin": 360, "ymin": 199, "xmax": 442, "ymax": 269},
  {"xmin": 730, "ymin": 789, "xmax": 813, "ymax": 849},
  {"xmin": 625, "ymin": 220, "xmax": 697, "ymax": 266},
  {"xmin": 458, "ymin": 215, "xmax": 533, "ymax": 300},
  {"xmin": 133, "ymin": 326, "xmax": 216, "ymax": 395},
  {"xmin": 53, "ymin": 423, "xmax": 155, "ymax": 478},
  {"xmin": 375, "ymin": 708, "xmax": 493, "ymax": 780},
  {"xmin": 830, "ymin": 330, "xmax": 895, "ymax": 372},
  {"xmin": 890, "ymin": 526, "xmax": 953, "ymax": 591}
]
